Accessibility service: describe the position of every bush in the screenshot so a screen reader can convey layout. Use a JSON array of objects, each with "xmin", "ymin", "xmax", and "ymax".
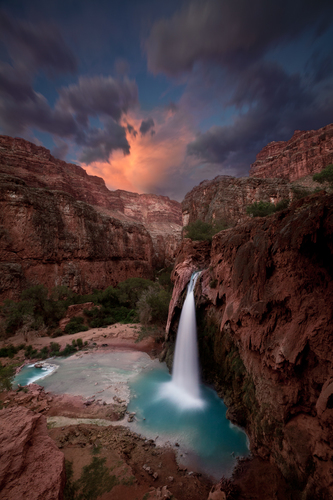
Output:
[
  {"xmin": 0, "ymin": 362, "xmax": 15, "ymax": 391},
  {"xmin": 246, "ymin": 201, "xmax": 276, "ymax": 217},
  {"xmin": 64, "ymin": 316, "xmax": 88, "ymax": 335},
  {"xmin": 275, "ymin": 198, "xmax": 290, "ymax": 211},
  {"xmin": 313, "ymin": 164, "xmax": 333, "ymax": 187},
  {"xmin": 137, "ymin": 286, "xmax": 171, "ymax": 325},
  {"xmin": 184, "ymin": 219, "xmax": 228, "ymax": 241}
]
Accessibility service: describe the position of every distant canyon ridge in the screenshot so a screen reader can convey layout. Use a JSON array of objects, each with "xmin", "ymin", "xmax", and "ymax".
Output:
[{"xmin": 0, "ymin": 123, "xmax": 332, "ymax": 300}]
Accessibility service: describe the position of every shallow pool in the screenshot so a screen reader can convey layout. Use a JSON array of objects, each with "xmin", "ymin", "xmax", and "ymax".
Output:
[{"xmin": 13, "ymin": 351, "xmax": 249, "ymax": 479}]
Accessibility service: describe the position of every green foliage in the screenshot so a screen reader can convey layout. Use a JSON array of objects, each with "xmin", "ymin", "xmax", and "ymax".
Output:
[
  {"xmin": 156, "ymin": 266, "xmax": 174, "ymax": 292},
  {"xmin": 64, "ymin": 457, "xmax": 118, "ymax": 500},
  {"xmin": 246, "ymin": 201, "xmax": 276, "ymax": 217},
  {"xmin": 0, "ymin": 344, "xmax": 21, "ymax": 358},
  {"xmin": 64, "ymin": 317, "xmax": 89, "ymax": 335},
  {"xmin": 184, "ymin": 219, "xmax": 228, "ymax": 241},
  {"xmin": 313, "ymin": 164, "xmax": 333, "ymax": 187},
  {"xmin": 137, "ymin": 286, "xmax": 171, "ymax": 325},
  {"xmin": 246, "ymin": 199, "xmax": 291, "ymax": 217},
  {"xmin": 0, "ymin": 362, "xmax": 15, "ymax": 391}
]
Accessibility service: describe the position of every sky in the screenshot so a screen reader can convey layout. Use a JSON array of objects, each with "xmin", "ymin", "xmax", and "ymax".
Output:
[{"xmin": 0, "ymin": 0, "xmax": 332, "ymax": 201}]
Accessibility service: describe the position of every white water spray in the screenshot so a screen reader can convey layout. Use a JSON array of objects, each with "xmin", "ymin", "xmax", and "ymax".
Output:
[{"xmin": 159, "ymin": 272, "xmax": 205, "ymax": 409}]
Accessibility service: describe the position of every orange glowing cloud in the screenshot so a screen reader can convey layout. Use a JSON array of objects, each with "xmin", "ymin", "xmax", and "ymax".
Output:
[{"xmin": 82, "ymin": 106, "xmax": 198, "ymax": 199}]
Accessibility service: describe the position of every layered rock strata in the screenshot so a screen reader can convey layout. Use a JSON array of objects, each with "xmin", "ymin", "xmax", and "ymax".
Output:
[
  {"xmin": 0, "ymin": 173, "xmax": 154, "ymax": 300},
  {"xmin": 182, "ymin": 176, "xmax": 292, "ymax": 227},
  {"xmin": 0, "ymin": 406, "xmax": 65, "ymax": 500},
  {"xmin": 0, "ymin": 135, "xmax": 182, "ymax": 267},
  {"xmin": 250, "ymin": 123, "xmax": 333, "ymax": 180},
  {"xmin": 166, "ymin": 193, "xmax": 333, "ymax": 499}
]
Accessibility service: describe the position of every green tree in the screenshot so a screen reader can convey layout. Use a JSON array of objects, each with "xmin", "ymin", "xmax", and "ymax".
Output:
[{"xmin": 313, "ymin": 164, "xmax": 333, "ymax": 187}]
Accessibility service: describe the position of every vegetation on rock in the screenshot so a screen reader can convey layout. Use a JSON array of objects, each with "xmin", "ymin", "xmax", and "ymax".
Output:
[
  {"xmin": 313, "ymin": 163, "xmax": 333, "ymax": 187},
  {"xmin": 246, "ymin": 198, "xmax": 290, "ymax": 217},
  {"xmin": 184, "ymin": 219, "xmax": 228, "ymax": 241}
]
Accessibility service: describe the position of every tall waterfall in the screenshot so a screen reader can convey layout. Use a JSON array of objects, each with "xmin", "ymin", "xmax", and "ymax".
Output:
[
  {"xmin": 160, "ymin": 272, "xmax": 204, "ymax": 409},
  {"xmin": 172, "ymin": 272, "xmax": 201, "ymax": 398}
]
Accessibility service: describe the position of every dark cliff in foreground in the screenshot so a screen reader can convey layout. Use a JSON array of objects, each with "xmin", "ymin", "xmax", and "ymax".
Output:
[{"xmin": 165, "ymin": 192, "xmax": 333, "ymax": 499}]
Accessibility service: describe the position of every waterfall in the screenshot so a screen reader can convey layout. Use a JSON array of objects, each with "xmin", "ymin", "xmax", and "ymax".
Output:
[
  {"xmin": 172, "ymin": 272, "xmax": 201, "ymax": 397},
  {"xmin": 159, "ymin": 271, "xmax": 205, "ymax": 409}
]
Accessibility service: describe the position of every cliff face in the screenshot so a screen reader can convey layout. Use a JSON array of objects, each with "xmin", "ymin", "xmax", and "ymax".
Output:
[
  {"xmin": 0, "ymin": 173, "xmax": 154, "ymax": 300},
  {"xmin": 166, "ymin": 193, "xmax": 333, "ymax": 499},
  {"xmin": 182, "ymin": 176, "xmax": 292, "ymax": 226},
  {"xmin": 0, "ymin": 135, "xmax": 182, "ymax": 267},
  {"xmin": 250, "ymin": 123, "xmax": 333, "ymax": 180}
]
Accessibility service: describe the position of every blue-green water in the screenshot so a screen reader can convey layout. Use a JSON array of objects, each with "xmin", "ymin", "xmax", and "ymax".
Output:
[
  {"xmin": 13, "ymin": 353, "xmax": 249, "ymax": 479},
  {"xmin": 127, "ymin": 363, "xmax": 249, "ymax": 479},
  {"xmin": 14, "ymin": 363, "xmax": 58, "ymax": 386}
]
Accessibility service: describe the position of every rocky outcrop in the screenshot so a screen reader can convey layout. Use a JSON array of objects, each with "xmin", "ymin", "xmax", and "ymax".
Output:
[
  {"xmin": 166, "ymin": 193, "xmax": 333, "ymax": 499},
  {"xmin": 250, "ymin": 123, "xmax": 333, "ymax": 180},
  {"xmin": 0, "ymin": 406, "xmax": 65, "ymax": 499},
  {"xmin": 0, "ymin": 173, "xmax": 154, "ymax": 300},
  {"xmin": 0, "ymin": 135, "xmax": 182, "ymax": 267},
  {"xmin": 182, "ymin": 176, "xmax": 292, "ymax": 226}
]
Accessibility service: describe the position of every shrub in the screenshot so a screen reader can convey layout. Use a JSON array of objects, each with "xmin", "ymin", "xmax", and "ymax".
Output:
[
  {"xmin": 209, "ymin": 279, "xmax": 218, "ymax": 289},
  {"xmin": 313, "ymin": 164, "xmax": 333, "ymax": 187},
  {"xmin": 246, "ymin": 201, "xmax": 276, "ymax": 217},
  {"xmin": 275, "ymin": 198, "xmax": 290, "ymax": 211},
  {"xmin": 137, "ymin": 286, "xmax": 171, "ymax": 325},
  {"xmin": 64, "ymin": 316, "xmax": 88, "ymax": 335},
  {"xmin": 77, "ymin": 338, "xmax": 83, "ymax": 348},
  {"xmin": 184, "ymin": 219, "xmax": 228, "ymax": 241},
  {"xmin": 0, "ymin": 362, "xmax": 15, "ymax": 391}
]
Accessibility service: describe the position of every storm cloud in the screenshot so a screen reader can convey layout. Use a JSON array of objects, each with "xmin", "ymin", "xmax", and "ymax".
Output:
[{"xmin": 146, "ymin": 0, "xmax": 333, "ymax": 76}]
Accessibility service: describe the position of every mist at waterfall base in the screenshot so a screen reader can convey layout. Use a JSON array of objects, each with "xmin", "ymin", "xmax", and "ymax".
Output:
[{"xmin": 127, "ymin": 274, "xmax": 249, "ymax": 479}]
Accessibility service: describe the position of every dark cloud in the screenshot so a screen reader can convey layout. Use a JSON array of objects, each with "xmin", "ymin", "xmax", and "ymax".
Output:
[
  {"xmin": 78, "ymin": 119, "xmax": 130, "ymax": 164},
  {"xmin": 0, "ymin": 10, "xmax": 77, "ymax": 75},
  {"xmin": 305, "ymin": 49, "xmax": 333, "ymax": 84},
  {"xmin": 139, "ymin": 117, "xmax": 155, "ymax": 135},
  {"xmin": 52, "ymin": 139, "xmax": 69, "ymax": 160},
  {"xmin": 187, "ymin": 61, "xmax": 325, "ymax": 173},
  {"xmin": 146, "ymin": 0, "xmax": 333, "ymax": 76},
  {"xmin": 127, "ymin": 123, "xmax": 138, "ymax": 137},
  {"xmin": 57, "ymin": 76, "xmax": 138, "ymax": 126}
]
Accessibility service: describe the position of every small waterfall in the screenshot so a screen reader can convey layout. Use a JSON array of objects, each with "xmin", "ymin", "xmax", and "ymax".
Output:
[{"xmin": 159, "ymin": 271, "xmax": 204, "ymax": 409}]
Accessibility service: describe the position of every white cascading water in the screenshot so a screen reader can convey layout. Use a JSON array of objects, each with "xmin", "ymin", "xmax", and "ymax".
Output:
[{"xmin": 159, "ymin": 272, "xmax": 205, "ymax": 409}]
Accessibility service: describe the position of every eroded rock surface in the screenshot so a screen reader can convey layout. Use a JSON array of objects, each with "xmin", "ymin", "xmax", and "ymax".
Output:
[
  {"xmin": 182, "ymin": 176, "xmax": 292, "ymax": 227},
  {"xmin": 250, "ymin": 123, "xmax": 333, "ymax": 180},
  {"xmin": 0, "ymin": 135, "xmax": 182, "ymax": 269},
  {"xmin": 167, "ymin": 192, "xmax": 333, "ymax": 499},
  {"xmin": 0, "ymin": 173, "xmax": 154, "ymax": 300},
  {"xmin": 0, "ymin": 406, "xmax": 65, "ymax": 500}
]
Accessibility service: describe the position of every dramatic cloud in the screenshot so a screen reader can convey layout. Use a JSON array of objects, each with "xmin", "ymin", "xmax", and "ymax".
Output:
[
  {"xmin": 83, "ymin": 107, "xmax": 200, "ymax": 200},
  {"xmin": 139, "ymin": 117, "xmax": 155, "ymax": 136},
  {"xmin": 146, "ymin": 0, "xmax": 333, "ymax": 76},
  {"xmin": 57, "ymin": 76, "xmax": 138, "ymax": 126},
  {"xmin": 0, "ymin": 10, "xmax": 77, "ymax": 76}
]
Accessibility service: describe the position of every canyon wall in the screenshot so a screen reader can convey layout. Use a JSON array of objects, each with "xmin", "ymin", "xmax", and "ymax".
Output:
[
  {"xmin": 0, "ymin": 173, "xmax": 155, "ymax": 300},
  {"xmin": 250, "ymin": 123, "xmax": 333, "ymax": 181},
  {"xmin": 182, "ymin": 176, "xmax": 292, "ymax": 227},
  {"xmin": 0, "ymin": 135, "xmax": 182, "ymax": 268},
  {"xmin": 165, "ymin": 192, "xmax": 333, "ymax": 499}
]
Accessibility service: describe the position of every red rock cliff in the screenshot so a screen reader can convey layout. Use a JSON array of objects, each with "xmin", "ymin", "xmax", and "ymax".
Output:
[
  {"xmin": 182, "ymin": 176, "xmax": 292, "ymax": 227},
  {"xmin": 166, "ymin": 193, "xmax": 333, "ymax": 499},
  {"xmin": 0, "ymin": 135, "xmax": 182, "ymax": 267},
  {"xmin": 249, "ymin": 123, "xmax": 333, "ymax": 180},
  {"xmin": 0, "ymin": 173, "xmax": 154, "ymax": 300}
]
